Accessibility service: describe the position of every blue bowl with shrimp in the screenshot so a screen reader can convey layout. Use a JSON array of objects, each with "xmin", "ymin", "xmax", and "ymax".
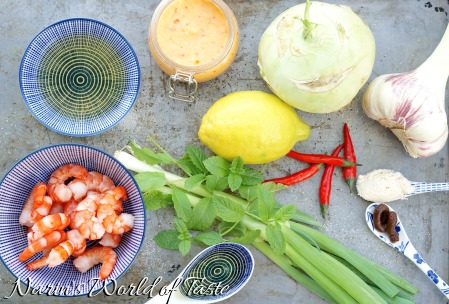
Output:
[{"xmin": 0, "ymin": 144, "xmax": 145, "ymax": 296}]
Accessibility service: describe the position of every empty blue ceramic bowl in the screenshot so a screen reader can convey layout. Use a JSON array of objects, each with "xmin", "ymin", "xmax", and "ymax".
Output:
[
  {"xmin": 0, "ymin": 144, "xmax": 145, "ymax": 296},
  {"xmin": 19, "ymin": 18, "xmax": 140, "ymax": 136}
]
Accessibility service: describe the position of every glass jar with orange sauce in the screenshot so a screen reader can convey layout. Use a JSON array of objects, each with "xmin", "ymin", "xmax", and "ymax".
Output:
[{"xmin": 148, "ymin": 0, "xmax": 239, "ymax": 102}]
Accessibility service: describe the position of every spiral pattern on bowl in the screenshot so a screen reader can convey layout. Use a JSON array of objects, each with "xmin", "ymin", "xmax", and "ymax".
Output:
[
  {"xmin": 19, "ymin": 18, "xmax": 140, "ymax": 136},
  {"xmin": 180, "ymin": 243, "xmax": 254, "ymax": 301}
]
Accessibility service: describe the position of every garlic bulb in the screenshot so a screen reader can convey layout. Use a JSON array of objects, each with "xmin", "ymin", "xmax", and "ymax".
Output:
[{"xmin": 362, "ymin": 25, "xmax": 449, "ymax": 158}]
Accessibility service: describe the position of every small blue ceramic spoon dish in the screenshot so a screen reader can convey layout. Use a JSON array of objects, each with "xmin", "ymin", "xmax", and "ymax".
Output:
[
  {"xmin": 366, "ymin": 203, "xmax": 449, "ymax": 299},
  {"xmin": 147, "ymin": 243, "xmax": 254, "ymax": 304}
]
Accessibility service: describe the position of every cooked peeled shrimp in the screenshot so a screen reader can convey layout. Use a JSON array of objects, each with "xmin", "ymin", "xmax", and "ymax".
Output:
[
  {"xmin": 98, "ymin": 186, "xmax": 127, "ymax": 206},
  {"xmin": 99, "ymin": 232, "xmax": 122, "ymax": 248},
  {"xmin": 18, "ymin": 230, "xmax": 66, "ymax": 262},
  {"xmin": 67, "ymin": 178, "xmax": 88, "ymax": 202},
  {"xmin": 86, "ymin": 171, "xmax": 115, "ymax": 193},
  {"xmin": 49, "ymin": 201, "xmax": 64, "ymax": 215},
  {"xmin": 47, "ymin": 240, "xmax": 75, "ymax": 268},
  {"xmin": 26, "ymin": 254, "xmax": 49, "ymax": 271},
  {"xmin": 30, "ymin": 195, "xmax": 52, "ymax": 222},
  {"xmin": 28, "ymin": 213, "xmax": 70, "ymax": 242},
  {"xmin": 63, "ymin": 199, "xmax": 79, "ymax": 229},
  {"xmin": 47, "ymin": 164, "xmax": 88, "ymax": 203},
  {"xmin": 73, "ymin": 246, "xmax": 117, "ymax": 280},
  {"xmin": 74, "ymin": 192, "xmax": 105, "ymax": 240},
  {"xmin": 67, "ymin": 229, "xmax": 86, "ymax": 257},
  {"xmin": 103, "ymin": 213, "xmax": 134, "ymax": 235},
  {"xmin": 19, "ymin": 182, "xmax": 47, "ymax": 227}
]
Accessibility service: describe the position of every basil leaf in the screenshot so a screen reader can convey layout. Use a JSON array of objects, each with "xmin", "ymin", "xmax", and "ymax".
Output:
[
  {"xmin": 194, "ymin": 231, "xmax": 225, "ymax": 246},
  {"xmin": 143, "ymin": 190, "xmax": 173, "ymax": 211},
  {"xmin": 205, "ymin": 175, "xmax": 228, "ymax": 191},
  {"xmin": 212, "ymin": 196, "xmax": 245, "ymax": 223},
  {"xmin": 274, "ymin": 204, "xmax": 297, "ymax": 222},
  {"xmin": 240, "ymin": 168, "xmax": 264, "ymax": 186},
  {"xmin": 184, "ymin": 174, "xmax": 206, "ymax": 190},
  {"xmin": 266, "ymin": 224, "xmax": 285, "ymax": 255},
  {"xmin": 172, "ymin": 187, "xmax": 193, "ymax": 222},
  {"xmin": 203, "ymin": 156, "xmax": 230, "ymax": 177},
  {"xmin": 186, "ymin": 146, "xmax": 208, "ymax": 174},
  {"xmin": 228, "ymin": 172, "xmax": 243, "ymax": 192},
  {"xmin": 153, "ymin": 230, "xmax": 180, "ymax": 250},
  {"xmin": 187, "ymin": 198, "xmax": 216, "ymax": 231},
  {"xmin": 134, "ymin": 172, "xmax": 166, "ymax": 192},
  {"xmin": 179, "ymin": 240, "xmax": 191, "ymax": 256},
  {"xmin": 230, "ymin": 229, "xmax": 261, "ymax": 245}
]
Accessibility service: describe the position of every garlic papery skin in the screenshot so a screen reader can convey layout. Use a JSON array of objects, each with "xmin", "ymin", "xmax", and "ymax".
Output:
[{"xmin": 362, "ymin": 24, "xmax": 449, "ymax": 158}]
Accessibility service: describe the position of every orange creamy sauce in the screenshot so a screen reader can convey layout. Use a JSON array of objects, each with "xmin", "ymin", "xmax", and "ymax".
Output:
[{"xmin": 156, "ymin": 0, "xmax": 229, "ymax": 67}]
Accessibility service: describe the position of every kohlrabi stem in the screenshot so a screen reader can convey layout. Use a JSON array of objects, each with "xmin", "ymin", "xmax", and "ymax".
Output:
[{"xmin": 302, "ymin": 0, "xmax": 316, "ymax": 40}]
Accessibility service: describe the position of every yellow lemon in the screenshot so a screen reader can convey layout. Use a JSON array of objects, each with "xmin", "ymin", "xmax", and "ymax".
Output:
[{"xmin": 198, "ymin": 91, "xmax": 310, "ymax": 164}]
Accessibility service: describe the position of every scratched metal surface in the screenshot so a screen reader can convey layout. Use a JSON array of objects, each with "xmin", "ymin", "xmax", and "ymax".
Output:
[{"xmin": 0, "ymin": 0, "xmax": 448, "ymax": 303}]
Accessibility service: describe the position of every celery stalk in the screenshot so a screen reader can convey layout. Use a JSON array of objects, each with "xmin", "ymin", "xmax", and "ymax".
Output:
[
  {"xmin": 253, "ymin": 241, "xmax": 338, "ymax": 304},
  {"xmin": 283, "ymin": 226, "xmax": 388, "ymax": 304},
  {"xmin": 290, "ymin": 222, "xmax": 402, "ymax": 297}
]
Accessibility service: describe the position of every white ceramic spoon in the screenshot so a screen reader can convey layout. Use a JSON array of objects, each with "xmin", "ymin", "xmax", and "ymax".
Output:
[
  {"xmin": 405, "ymin": 181, "xmax": 449, "ymax": 197},
  {"xmin": 146, "ymin": 243, "xmax": 254, "ymax": 304},
  {"xmin": 365, "ymin": 203, "xmax": 449, "ymax": 299}
]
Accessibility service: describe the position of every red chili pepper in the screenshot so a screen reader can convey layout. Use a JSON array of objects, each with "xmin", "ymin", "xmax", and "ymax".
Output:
[
  {"xmin": 343, "ymin": 123, "xmax": 357, "ymax": 191},
  {"xmin": 319, "ymin": 144, "xmax": 344, "ymax": 219},
  {"xmin": 287, "ymin": 150, "xmax": 356, "ymax": 167},
  {"xmin": 264, "ymin": 163, "xmax": 323, "ymax": 186}
]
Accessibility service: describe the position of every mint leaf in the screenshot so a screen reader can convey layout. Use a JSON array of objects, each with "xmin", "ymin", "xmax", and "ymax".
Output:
[
  {"xmin": 212, "ymin": 196, "xmax": 245, "ymax": 223},
  {"xmin": 129, "ymin": 141, "xmax": 173, "ymax": 165},
  {"xmin": 238, "ymin": 185, "xmax": 259, "ymax": 203},
  {"xmin": 262, "ymin": 182, "xmax": 288, "ymax": 193},
  {"xmin": 177, "ymin": 154, "xmax": 201, "ymax": 176},
  {"xmin": 194, "ymin": 231, "xmax": 225, "ymax": 246},
  {"xmin": 179, "ymin": 240, "xmax": 191, "ymax": 256},
  {"xmin": 205, "ymin": 175, "xmax": 228, "ymax": 191},
  {"xmin": 230, "ymin": 229, "xmax": 260, "ymax": 245},
  {"xmin": 187, "ymin": 198, "xmax": 216, "ymax": 231},
  {"xmin": 143, "ymin": 190, "xmax": 172, "ymax": 210},
  {"xmin": 173, "ymin": 218, "xmax": 189, "ymax": 235},
  {"xmin": 257, "ymin": 186, "xmax": 276, "ymax": 222},
  {"xmin": 153, "ymin": 230, "xmax": 180, "ymax": 250},
  {"xmin": 184, "ymin": 174, "xmax": 206, "ymax": 190},
  {"xmin": 274, "ymin": 204, "xmax": 297, "ymax": 222},
  {"xmin": 203, "ymin": 156, "xmax": 230, "ymax": 177},
  {"xmin": 218, "ymin": 221, "xmax": 245, "ymax": 237},
  {"xmin": 186, "ymin": 146, "xmax": 208, "ymax": 174},
  {"xmin": 240, "ymin": 168, "xmax": 264, "ymax": 186},
  {"xmin": 172, "ymin": 187, "xmax": 193, "ymax": 222},
  {"xmin": 266, "ymin": 223, "xmax": 285, "ymax": 255},
  {"xmin": 134, "ymin": 172, "xmax": 166, "ymax": 192},
  {"xmin": 228, "ymin": 173, "xmax": 243, "ymax": 192},
  {"xmin": 230, "ymin": 157, "xmax": 245, "ymax": 175}
]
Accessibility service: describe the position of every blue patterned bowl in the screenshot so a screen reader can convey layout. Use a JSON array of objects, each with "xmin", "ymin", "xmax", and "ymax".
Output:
[
  {"xmin": 19, "ymin": 18, "xmax": 140, "ymax": 136},
  {"xmin": 0, "ymin": 144, "xmax": 145, "ymax": 296}
]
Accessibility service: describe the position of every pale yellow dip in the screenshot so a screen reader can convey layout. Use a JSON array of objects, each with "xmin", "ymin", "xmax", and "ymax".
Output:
[
  {"xmin": 150, "ymin": 0, "xmax": 239, "ymax": 82},
  {"xmin": 356, "ymin": 169, "xmax": 415, "ymax": 203}
]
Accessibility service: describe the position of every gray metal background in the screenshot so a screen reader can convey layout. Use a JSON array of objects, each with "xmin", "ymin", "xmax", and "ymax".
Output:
[{"xmin": 0, "ymin": 0, "xmax": 448, "ymax": 303}]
